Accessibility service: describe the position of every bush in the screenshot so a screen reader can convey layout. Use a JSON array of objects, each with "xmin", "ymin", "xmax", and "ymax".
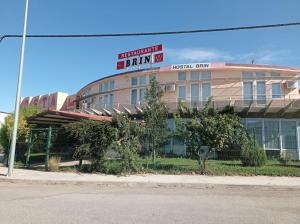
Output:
[
  {"xmin": 278, "ymin": 152, "xmax": 292, "ymax": 165},
  {"xmin": 241, "ymin": 139, "xmax": 267, "ymax": 167},
  {"xmin": 48, "ymin": 156, "xmax": 61, "ymax": 172}
]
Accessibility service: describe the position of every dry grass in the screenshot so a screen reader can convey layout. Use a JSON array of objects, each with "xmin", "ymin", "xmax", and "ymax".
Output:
[{"xmin": 48, "ymin": 156, "xmax": 61, "ymax": 172}]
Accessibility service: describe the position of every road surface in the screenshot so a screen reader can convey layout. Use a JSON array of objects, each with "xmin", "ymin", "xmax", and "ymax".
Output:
[{"xmin": 0, "ymin": 182, "xmax": 299, "ymax": 224}]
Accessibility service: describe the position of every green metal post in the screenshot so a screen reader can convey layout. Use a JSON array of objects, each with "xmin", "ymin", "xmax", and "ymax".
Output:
[
  {"xmin": 45, "ymin": 126, "xmax": 52, "ymax": 171},
  {"xmin": 25, "ymin": 129, "xmax": 32, "ymax": 168}
]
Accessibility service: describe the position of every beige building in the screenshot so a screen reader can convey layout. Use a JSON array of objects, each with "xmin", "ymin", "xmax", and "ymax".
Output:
[{"xmin": 76, "ymin": 62, "xmax": 300, "ymax": 159}]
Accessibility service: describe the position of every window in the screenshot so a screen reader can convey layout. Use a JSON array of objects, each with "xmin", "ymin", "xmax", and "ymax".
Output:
[
  {"xmin": 109, "ymin": 81, "xmax": 115, "ymax": 90},
  {"xmin": 109, "ymin": 94, "xmax": 114, "ymax": 106},
  {"xmin": 256, "ymin": 72, "xmax": 266, "ymax": 79},
  {"xmin": 201, "ymin": 71, "xmax": 211, "ymax": 80},
  {"xmin": 256, "ymin": 81, "xmax": 266, "ymax": 104},
  {"xmin": 281, "ymin": 120, "xmax": 297, "ymax": 150},
  {"xmin": 243, "ymin": 82, "xmax": 253, "ymax": 102},
  {"xmin": 264, "ymin": 120, "xmax": 280, "ymax": 149},
  {"xmin": 178, "ymin": 72, "xmax": 186, "ymax": 81},
  {"xmin": 242, "ymin": 72, "xmax": 253, "ymax": 80},
  {"xmin": 139, "ymin": 88, "xmax": 146, "ymax": 104},
  {"xmin": 131, "ymin": 89, "xmax": 138, "ymax": 105},
  {"xmin": 191, "ymin": 84, "xmax": 199, "ymax": 103},
  {"xmin": 178, "ymin": 86, "xmax": 186, "ymax": 100},
  {"xmin": 246, "ymin": 119, "xmax": 263, "ymax": 146},
  {"xmin": 139, "ymin": 76, "xmax": 146, "ymax": 85},
  {"xmin": 131, "ymin": 77, "xmax": 138, "ymax": 86},
  {"xmin": 103, "ymin": 95, "xmax": 109, "ymax": 106},
  {"xmin": 272, "ymin": 83, "xmax": 281, "ymax": 99},
  {"xmin": 202, "ymin": 83, "xmax": 211, "ymax": 101},
  {"xmin": 271, "ymin": 73, "xmax": 281, "ymax": 78},
  {"xmin": 191, "ymin": 71, "xmax": 200, "ymax": 80}
]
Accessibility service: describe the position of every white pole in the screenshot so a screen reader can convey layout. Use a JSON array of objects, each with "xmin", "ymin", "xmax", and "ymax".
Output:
[{"xmin": 7, "ymin": 0, "xmax": 29, "ymax": 176}]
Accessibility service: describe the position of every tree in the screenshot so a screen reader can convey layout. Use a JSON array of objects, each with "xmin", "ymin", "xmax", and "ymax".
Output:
[
  {"xmin": 175, "ymin": 101, "xmax": 249, "ymax": 174},
  {"xmin": 66, "ymin": 119, "xmax": 114, "ymax": 169},
  {"xmin": 143, "ymin": 77, "xmax": 169, "ymax": 162},
  {"xmin": 0, "ymin": 106, "xmax": 40, "ymax": 162},
  {"xmin": 102, "ymin": 114, "xmax": 143, "ymax": 174}
]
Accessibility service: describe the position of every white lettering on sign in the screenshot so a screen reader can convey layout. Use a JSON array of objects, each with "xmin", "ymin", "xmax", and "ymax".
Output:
[{"xmin": 171, "ymin": 63, "xmax": 211, "ymax": 70}]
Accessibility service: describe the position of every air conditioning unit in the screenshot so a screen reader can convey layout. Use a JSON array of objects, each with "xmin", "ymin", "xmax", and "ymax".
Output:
[
  {"xmin": 165, "ymin": 83, "xmax": 176, "ymax": 92},
  {"xmin": 286, "ymin": 80, "xmax": 298, "ymax": 89}
]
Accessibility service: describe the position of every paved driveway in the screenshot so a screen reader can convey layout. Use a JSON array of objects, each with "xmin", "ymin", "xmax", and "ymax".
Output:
[{"xmin": 0, "ymin": 182, "xmax": 299, "ymax": 224}]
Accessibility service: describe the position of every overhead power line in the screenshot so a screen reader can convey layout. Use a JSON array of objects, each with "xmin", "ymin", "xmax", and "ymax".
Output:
[{"xmin": 1, "ymin": 22, "xmax": 300, "ymax": 42}]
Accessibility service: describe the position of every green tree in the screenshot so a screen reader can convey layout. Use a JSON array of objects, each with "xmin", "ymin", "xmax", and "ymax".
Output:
[
  {"xmin": 101, "ymin": 114, "xmax": 143, "ymax": 174},
  {"xmin": 143, "ymin": 77, "xmax": 169, "ymax": 162},
  {"xmin": 175, "ymin": 101, "xmax": 249, "ymax": 174},
  {"xmin": 66, "ymin": 119, "xmax": 114, "ymax": 169},
  {"xmin": 0, "ymin": 106, "xmax": 40, "ymax": 162}
]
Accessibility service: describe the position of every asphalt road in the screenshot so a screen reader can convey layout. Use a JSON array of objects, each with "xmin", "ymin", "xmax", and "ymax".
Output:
[{"xmin": 0, "ymin": 182, "xmax": 299, "ymax": 224}]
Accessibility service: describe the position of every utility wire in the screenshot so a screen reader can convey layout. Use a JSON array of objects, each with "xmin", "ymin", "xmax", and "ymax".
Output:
[{"xmin": 1, "ymin": 22, "xmax": 300, "ymax": 42}]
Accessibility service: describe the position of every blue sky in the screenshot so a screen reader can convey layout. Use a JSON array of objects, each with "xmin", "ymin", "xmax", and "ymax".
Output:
[{"xmin": 0, "ymin": 0, "xmax": 300, "ymax": 112}]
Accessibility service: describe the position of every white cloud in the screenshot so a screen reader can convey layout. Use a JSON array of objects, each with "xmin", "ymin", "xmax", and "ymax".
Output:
[{"xmin": 165, "ymin": 47, "xmax": 291, "ymax": 64}]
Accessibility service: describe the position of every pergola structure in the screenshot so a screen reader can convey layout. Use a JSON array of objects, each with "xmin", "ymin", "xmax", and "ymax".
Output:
[{"xmin": 26, "ymin": 110, "xmax": 111, "ymax": 170}]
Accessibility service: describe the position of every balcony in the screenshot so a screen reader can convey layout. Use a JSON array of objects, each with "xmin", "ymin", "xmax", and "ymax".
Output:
[{"xmin": 79, "ymin": 94, "xmax": 300, "ymax": 118}]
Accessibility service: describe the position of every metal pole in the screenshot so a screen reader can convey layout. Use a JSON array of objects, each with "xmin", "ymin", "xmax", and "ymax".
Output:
[
  {"xmin": 45, "ymin": 126, "xmax": 52, "ymax": 171},
  {"xmin": 7, "ymin": 0, "xmax": 29, "ymax": 176}
]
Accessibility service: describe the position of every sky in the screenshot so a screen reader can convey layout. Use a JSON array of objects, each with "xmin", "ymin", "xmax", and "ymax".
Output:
[{"xmin": 0, "ymin": 0, "xmax": 300, "ymax": 112}]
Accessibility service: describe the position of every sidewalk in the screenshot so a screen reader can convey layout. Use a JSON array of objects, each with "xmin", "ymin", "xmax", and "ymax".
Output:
[{"xmin": 1, "ymin": 167, "xmax": 300, "ymax": 188}]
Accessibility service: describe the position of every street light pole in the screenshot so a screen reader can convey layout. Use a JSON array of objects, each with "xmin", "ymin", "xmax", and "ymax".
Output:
[{"xmin": 8, "ymin": 0, "xmax": 29, "ymax": 177}]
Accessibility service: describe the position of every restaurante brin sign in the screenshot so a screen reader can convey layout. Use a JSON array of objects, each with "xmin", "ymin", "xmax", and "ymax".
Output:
[{"xmin": 116, "ymin": 44, "xmax": 164, "ymax": 70}]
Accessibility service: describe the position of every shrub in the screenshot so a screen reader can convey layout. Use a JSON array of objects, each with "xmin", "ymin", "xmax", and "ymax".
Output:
[
  {"xmin": 241, "ymin": 139, "xmax": 267, "ymax": 167},
  {"xmin": 278, "ymin": 152, "xmax": 292, "ymax": 165},
  {"xmin": 48, "ymin": 156, "xmax": 61, "ymax": 172}
]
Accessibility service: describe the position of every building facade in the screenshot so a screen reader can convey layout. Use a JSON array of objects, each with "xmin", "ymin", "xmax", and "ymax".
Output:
[{"xmin": 21, "ymin": 62, "xmax": 300, "ymax": 159}]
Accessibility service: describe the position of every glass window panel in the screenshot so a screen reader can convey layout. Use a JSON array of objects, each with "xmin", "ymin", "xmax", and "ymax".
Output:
[
  {"xmin": 131, "ymin": 89, "xmax": 138, "ymax": 105},
  {"xmin": 202, "ymin": 83, "xmax": 211, "ymax": 101},
  {"xmin": 243, "ymin": 82, "xmax": 253, "ymax": 101},
  {"xmin": 139, "ymin": 88, "xmax": 146, "ymax": 104},
  {"xmin": 242, "ymin": 72, "xmax": 253, "ymax": 80},
  {"xmin": 246, "ymin": 119, "xmax": 263, "ymax": 146},
  {"xmin": 139, "ymin": 76, "xmax": 146, "ymax": 86},
  {"xmin": 103, "ymin": 82, "xmax": 109, "ymax": 92},
  {"xmin": 178, "ymin": 72, "xmax": 186, "ymax": 81},
  {"xmin": 271, "ymin": 73, "xmax": 281, "ymax": 78},
  {"xmin": 131, "ymin": 77, "xmax": 138, "ymax": 86},
  {"xmin": 201, "ymin": 71, "xmax": 211, "ymax": 80},
  {"xmin": 109, "ymin": 94, "xmax": 114, "ymax": 106},
  {"xmin": 103, "ymin": 95, "xmax": 109, "ymax": 105},
  {"xmin": 272, "ymin": 83, "xmax": 281, "ymax": 99},
  {"xmin": 99, "ymin": 84, "xmax": 103, "ymax": 93},
  {"xmin": 109, "ymin": 81, "xmax": 115, "ymax": 90},
  {"xmin": 191, "ymin": 71, "xmax": 200, "ymax": 80},
  {"xmin": 256, "ymin": 81, "xmax": 266, "ymax": 104},
  {"xmin": 191, "ymin": 83, "xmax": 199, "ymax": 103},
  {"xmin": 178, "ymin": 86, "xmax": 186, "ymax": 100},
  {"xmin": 281, "ymin": 121, "xmax": 297, "ymax": 150},
  {"xmin": 264, "ymin": 120, "xmax": 280, "ymax": 149},
  {"xmin": 256, "ymin": 72, "xmax": 266, "ymax": 79}
]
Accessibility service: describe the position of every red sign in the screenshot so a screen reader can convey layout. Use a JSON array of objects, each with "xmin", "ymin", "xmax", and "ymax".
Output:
[
  {"xmin": 154, "ymin": 53, "xmax": 164, "ymax": 63},
  {"xmin": 118, "ymin": 44, "xmax": 163, "ymax": 59},
  {"xmin": 116, "ymin": 61, "xmax": 125, "ymax": 70}
]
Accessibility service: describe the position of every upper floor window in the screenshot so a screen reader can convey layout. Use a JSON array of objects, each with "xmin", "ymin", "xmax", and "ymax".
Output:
[
  {"xmin": 139, "ymin": 76, "xmax": 146, "ymax": 85},
  {"xmin": 131, "ymin": 77, "xmax": 138, "ymax": 86},
  {"xmin": 271, "ymin": 73, "xmax": 281, "ymax": 78},
  {"xmin": 256, "ymin": 72, "xmax": 266, "ymax": 79},
  {"xmin": 191, "ymin": 71, "xmax": 200, "ymax": 80},
  {"xmin": 109, "ymin": 81, "xmax": 115, "ymax": 90},
  {"xmin": 272, "ymin": 83, "xmax": 281, "ymax": 99},
  {"xmin": 178, "ymin": 85, "xmax": 186, "ymax": 100},
  {"xmin": 178, "ymin": 72, "xmax": 186, "ymax": 81},
  {"xmin": 201, "ymin": 71, "xmax": 211, "ymax": 80},
  {"xmin": 99, "ymin": 80, "xmax": 114, "ymax": 93},
  {"xmin": 242, "ymin": 72, "xmax": 254, "ymax": 80}
]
